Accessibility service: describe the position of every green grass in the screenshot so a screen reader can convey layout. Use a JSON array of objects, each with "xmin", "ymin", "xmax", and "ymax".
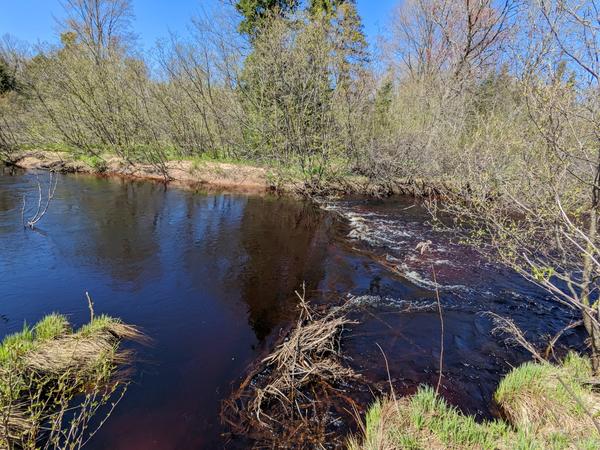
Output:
[
  {"xmin": 33, "ymin": 313, "xmax": 71, "ymax": 341},
  {"xmin": 496, "ymin": 352, "xmax": 593, "ymax": 410},
  {"xmin": 77, "ymin": 314, "xmax": 122, "ymax": 337},
  {"xmin": 403, "ymin": 387, "xmax": 512, "ymax": 448},
  {"xmin": 352, "ymin": 354, "xmax": 600, "ymax": 450},
  {"xmin": 0, "ymin": 314, "xmax": 125, "ymax": 364},
  {"xmin": 77, "ymin": 154, "xmax": 107, "ymax": 171},
  {"xmin": 0, "ymin": 325, "xmax": 35, "ymax": 364},
  {"xmin": 186, "ymin": 151, "xmax": 261, "ymax": 170}
]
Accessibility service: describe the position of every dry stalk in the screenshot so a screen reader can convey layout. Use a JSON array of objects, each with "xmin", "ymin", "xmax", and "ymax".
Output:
[{"xmin": 486, "ymin": 312, "xmax": 545, "ymax": 362}]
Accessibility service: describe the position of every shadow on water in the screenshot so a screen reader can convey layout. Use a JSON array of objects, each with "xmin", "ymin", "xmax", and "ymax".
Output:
[{"xmin": 0, "ymin": 167, "xmax": 586, "ymax": 448}]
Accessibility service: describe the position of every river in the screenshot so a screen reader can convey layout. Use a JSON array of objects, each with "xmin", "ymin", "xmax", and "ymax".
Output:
[{"xmin": 0, "ymin": 167, "xmax": 584, "ymax": 448}]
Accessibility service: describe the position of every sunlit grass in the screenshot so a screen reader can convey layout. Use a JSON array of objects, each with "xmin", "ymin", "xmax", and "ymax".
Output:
[
  {"xmin": 33, "ymin": 313, "xmax": 71, "ymax": 341},
  {"xmin": 0, "ymin": 312, "xmax": 144, "ymax": 447},
  {"xmin": 351, "ymin": 354, "xmax": 600, "ymax": 449}
]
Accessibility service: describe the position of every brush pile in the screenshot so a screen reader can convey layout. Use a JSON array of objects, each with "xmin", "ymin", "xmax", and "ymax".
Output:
[
  {"xmin": 0, "ymin": 313, "xmax": 145, "ymax": 448},
  {"xmin": 222, "ymin": 290, "xmax": 359, "ymax": 447}
]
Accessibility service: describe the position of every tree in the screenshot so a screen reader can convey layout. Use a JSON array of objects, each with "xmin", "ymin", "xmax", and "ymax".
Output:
[
  {"xmin": 235, "ymin": 0, "xmax": 298, "ymax": 38},
  {"xmin": 308, "ymin": 0, "xmax": 343, "ymax": 17},
  {"xmin": 390, "ymin": 0, "xmax": 516, "ymax": 81},
  {"xmin": 0, "ymin": 59, "xmax": 17, "ymax": 94},
  {"xmin": 329, "ymin": 0, "xmax": 369, "ymax": 82},
  {"xmin": 238, "ymin": 16, "xmax": 337, "ymax": 182},
  {"xmin": 59, "ymin": 0, "xmax": 135, "ymax": 62}
]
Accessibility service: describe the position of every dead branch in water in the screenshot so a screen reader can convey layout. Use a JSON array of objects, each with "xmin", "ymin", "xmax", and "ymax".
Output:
[
  {"xmin": 487, "ymin": 312, "xmax": 546, "ymax": 363},
  {"xmin": 21, "ymin": 172, "xmax": 58, "ymax": 229},
  {"xmin": 222, "ymin": 287, "xmax": 359, "ymax": 447}
]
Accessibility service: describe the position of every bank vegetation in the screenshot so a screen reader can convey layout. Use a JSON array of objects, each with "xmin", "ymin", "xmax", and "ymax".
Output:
[
  {"xmin": 0, "ymin": 312, "xmax": 144, "ymax": 449},
  {"xmin": 350, "ymin": 353, "xmax": 600, "ymax": 449}
]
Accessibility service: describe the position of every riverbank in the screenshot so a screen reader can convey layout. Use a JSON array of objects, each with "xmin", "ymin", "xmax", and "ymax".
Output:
[
  {"xmin": 350, "ymin": 353, "xmax": 600, "ymax": 449},
  {"xmin": 9, "ymin": 150, "xmax": 272, "ymax": 194},
  {"xmin": 6, "ymin": 149, "xmax": 444, "ymax": 198}
]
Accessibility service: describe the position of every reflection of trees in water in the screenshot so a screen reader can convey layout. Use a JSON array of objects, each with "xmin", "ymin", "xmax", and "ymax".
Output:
[
  {"xmin": 59, "ymin": 177, "xmax": 168, "ymax": 288},
  {"xmin": 0, "ymin": 166, "xmax": 26, "ymax": 219},
  {"xmin": 179, "ymin": 195, "xmax": 331, "ymax": 342},
  {"xmin": 2, "ymin": 169, "xmax": 333, "ymax": 343},
  {"xmin": 180, "ymin": 194, "xmax": 247, "ymax": 291},
  {"xmin": 238, "ymin": 198, "xmax": 329, "ymax": 341}
]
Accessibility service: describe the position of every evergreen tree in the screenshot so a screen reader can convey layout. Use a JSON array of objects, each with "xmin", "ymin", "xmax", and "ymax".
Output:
[
  {"xmin": 308, "ymin": 0, "xmax": 342, "ymax": 17},
  {"xmin": 0, "ymin": 59, "xmax": 17, "ymax": 94},
  {"xmin": 328, "ymin": 1, "xmax": 369, "ymax": 86},
  {"xmin": 236, "ymin": 0, "xmax": 299, "ymax": 39},
  {"xmin": 374, "ymin": 76, "xmax": 393, "ymax": 134}
]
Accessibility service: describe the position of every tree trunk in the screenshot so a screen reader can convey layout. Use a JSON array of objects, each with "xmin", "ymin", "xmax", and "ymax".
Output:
[{"xmin": 582, "ymin": 160, "xmax": 600, "ymax": 374}]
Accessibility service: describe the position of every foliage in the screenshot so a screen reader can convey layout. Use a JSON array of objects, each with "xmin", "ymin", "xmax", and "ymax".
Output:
[
  {"xmin": 236, "ymin": 0, "xmax": 298, "ymax": 38},
  {"xmin": 0, "ymin": 59, "xmax": 17, "ymax": 94}
]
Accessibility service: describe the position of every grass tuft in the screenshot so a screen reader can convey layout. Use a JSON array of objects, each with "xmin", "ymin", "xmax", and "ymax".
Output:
[
  {"xmin": 351, "ymin": 354, "xmax": 600, "ymax": 449},
  {"xmin": 0, "ymin": 312, "xmax": 144, "ymax": 446},
  {"xmin": 495, "ymin": 352, "xmax": 598, "ymax": 442},
  {"xmin": 33, "ymin": 313, "xmax": 71, "ymax": 341},
  {"xmin": 0, "ymin": 325, "xmax": 35, "ymax": 364}
]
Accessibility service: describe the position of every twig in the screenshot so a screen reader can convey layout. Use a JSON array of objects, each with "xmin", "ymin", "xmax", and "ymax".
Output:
[
  {"xmin": 85, "ymin": 292, "xmax": 95, "ymax": 322},
  {"xmin": 432, "ymin": 264, "xmax": 444, "ymax": 394},
  {"xmin": 487, "ymin": 312, "xmax": 545, "ymax": 362},
  {"xmin": 22, "ymin": 172, "xmax": 58, "ymax": 230},
  {"xmin": 545, "ymin": 319, "xmax": 583, "ymax": 360},
  {"xmin": 376, "ymin": 343, "xmax": 396, "ymax": 405}
]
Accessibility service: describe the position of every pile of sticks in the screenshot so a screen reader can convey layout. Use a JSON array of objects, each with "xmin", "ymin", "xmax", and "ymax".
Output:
[{"xmin": 222, "ymin": 289, "xmax": 358, "ymax": 447}]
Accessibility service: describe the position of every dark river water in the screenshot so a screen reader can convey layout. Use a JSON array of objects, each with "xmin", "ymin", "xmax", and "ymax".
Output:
[{"xmin": 0, "ymin": 167, "xmax": 584, "ymax": 449}]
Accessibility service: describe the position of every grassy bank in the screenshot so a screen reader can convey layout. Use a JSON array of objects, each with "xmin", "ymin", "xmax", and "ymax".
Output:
[
  {"xmin": 350, "ymin": 353, "xmax": 600, "ymax": 450},
  {"xmin": 7, "ymin": 148, "xmax": 445, "ymax": 198},
  {"xmin": 0, "ymin": 312, "xmax": 143, "ymax": 448}
]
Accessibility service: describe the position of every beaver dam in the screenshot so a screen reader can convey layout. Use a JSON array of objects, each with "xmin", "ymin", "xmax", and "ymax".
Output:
[{"xmin": 0, "ymin": 167, "xmax": 587, "ymax": 448}]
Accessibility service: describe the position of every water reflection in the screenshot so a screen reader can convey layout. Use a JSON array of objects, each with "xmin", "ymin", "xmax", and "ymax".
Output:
[
  {"xmin": 238, "ymin": 198, "xmax": 329, "ymax": 340},
  {"xmin": 0, "ymin": 169, "xmax": 333, "ymax": 448}
]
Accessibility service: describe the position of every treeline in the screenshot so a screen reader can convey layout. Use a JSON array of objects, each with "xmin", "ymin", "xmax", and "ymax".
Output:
[
  {"xmin": 0, "ymin": 0, "xmax": 375, "ymax": 183},
  {"xmin": 0, "ymin": 1, "xmax": 581, "ymax": 189},
  {"xmin": 2, "ymin": 1, "xmax": 600, "ymax": 372}
]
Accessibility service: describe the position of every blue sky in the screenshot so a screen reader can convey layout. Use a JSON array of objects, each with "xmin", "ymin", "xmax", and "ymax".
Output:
[{"xmin": 0, "ymin": 0, "xmax": 398, "ymax": 50}]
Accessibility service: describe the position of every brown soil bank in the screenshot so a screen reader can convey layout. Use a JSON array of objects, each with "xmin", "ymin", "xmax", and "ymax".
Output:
[
  {"xmin": 10, "ymin": 150, "xmax": 272, "ymax": 194},
  {"xmin": 8, "ymin": 150, "xmax": 445, "ymax": 198}
]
